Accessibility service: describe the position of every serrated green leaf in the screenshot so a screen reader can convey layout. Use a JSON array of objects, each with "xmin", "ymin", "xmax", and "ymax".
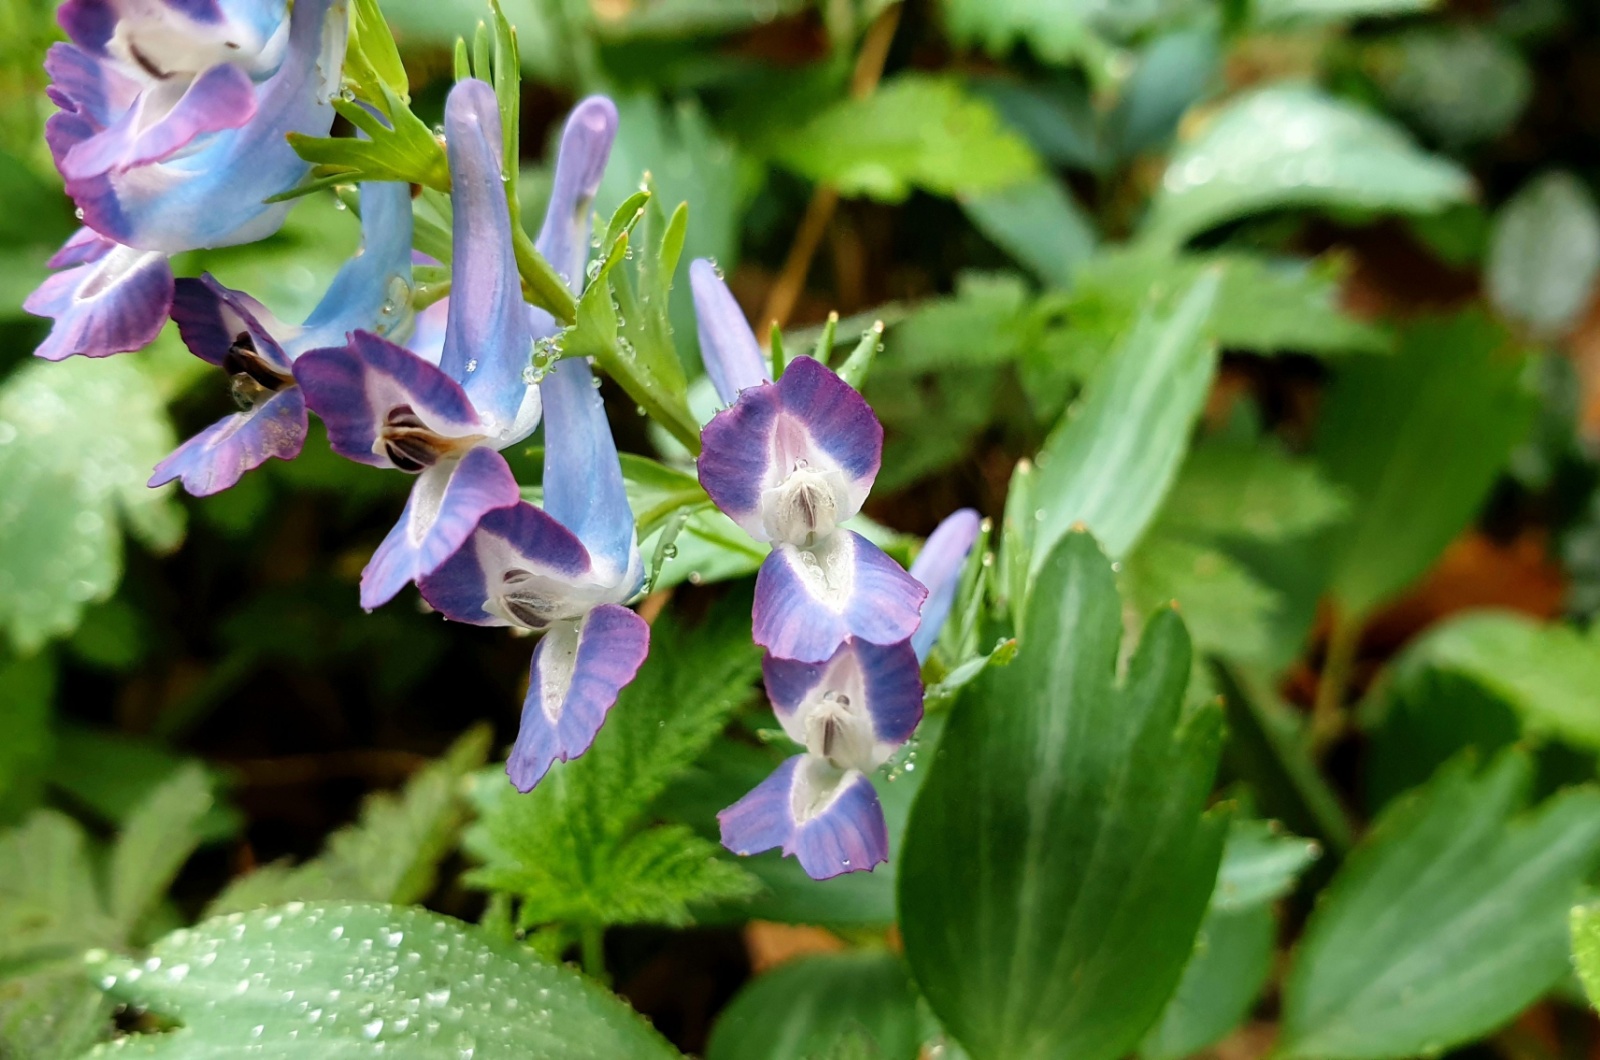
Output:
[
  {"xmin": 46, "ymin": 726, "xmax": 238, "ymax": 843},
  {"xmin": 900, "ymin": 531, "xmax": 1229, "ymax": 1060},
  {"xmin": 771, "ymin": 75, "xmax": 1038, "ymax": 202},
  {"xmin": 0, "ymin": 965, "xmax": 108, "ymax": 1060},
  {"xmin": 108, "ymin": 764, "xmax": 213, "ymax": 933},
  {"xmin": 1316, "ymin": 311, "xmax": 1534, "ymax": 620},
  {"xmin": 209, "ymin": 727, "xmax": 490, "ymax": 915},
  {"xmin": 0, "ymin": 810, "xmax": 116, "ymax": 968},
  {"xmin": 1031, "ymin": 271, "xmax": 1220, "ymax": 573},
  {"xmin": 1395, "ymin": 611, "xmax": 1600, "ymax": 751},
  {"xmin": 1160, "ymin": 439, "xmax": 1353, "ymax": 544},
  {"xmin": 1280, "ymin": 753, "xmax": 1600, "ymax": 1059},
  {"xmin": 0, "ymin": 357, "xmax": 183, "ymax": 651},
  {"xmin": 1573, "ymin": 903, "xmax": 1600, "ymax": 1010},
  {"xmin": 1141, "ymin": 86, "xmax": 1471, "ymax": 248},
  {"xmin": 707, "ymin": 952, "xmax": 924, "ymax": 1060},
  {"xmin": 463, "ymin": 604, "xmax": 761, "ymax": 929},
  {"xmin": 1122, "ymin": 532, "xmax": 1279, "ymax": 661},
  {"xmin": 1487, "ymin": 171, "xmax": 1600, "ymax": 339},
  {"xmin": 938, "ymin": 0, "xmax": 1125, "ymax": 70},
  {"xmin": 87, "ymin": 902, "xmax": 683, "ymax": 1057},
  {"xmin": 1212, "ymin": 819, "xmax": 1320, "ymax": 911}
]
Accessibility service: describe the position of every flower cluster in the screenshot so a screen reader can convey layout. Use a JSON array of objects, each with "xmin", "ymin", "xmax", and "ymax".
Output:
[{"xmin": 689, "ymin": 262, "xmax": 980, "ymax": 879}]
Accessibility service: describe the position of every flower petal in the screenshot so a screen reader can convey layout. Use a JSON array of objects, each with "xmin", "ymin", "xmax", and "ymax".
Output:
[
  {"xmin": 752, "ymin": 531, "xmax": 927, "ymax": 663},
  {"xmin": 24, "ymin": 243, "xmax": 172, "ymax": 361},
  {"xmin": 717, "ymin": 755, "xmax": 888, "ymax": 880},
  {"xmin": 507, "ymin": 603, "xmax": 650, "ymax": 792},
  {"xmin": 171, "ymin": 274, "xmax": 291, "ymax": 370},
  {"xmin": 690, "ymin": 257, "xmax": 768, "ymax": 406},
  {"xmin": 147, "ymin": 386, "xmax": 306, "ymax": 496},
  {"xmin": 909, "ymin": 507, "xmax": 981, "ymax": 662},
  {"xmin": 59, "ymin": 0, "xmax": 287, "ymax": 70},
  {"xmin": 61, "ymin": 62, "xmax": 255, "ymax": 181},
  {"xmin": 540, "ymin": 355, "xmax": 639, "ymax": 589},
  {"xmin": 46, "ymin": 226, "xmax": 114, "ymax": 269},
  {"xmin": 762, "ymin": 638, "xmax": 923, "ymax": 770},
  {"xmin": 697, "ymin": 356, "xmax": 881, "ymax": 545},
  {"xmin": 360, "ymin": 446, "xmax": 520, "ymax": 609},
  {"xmin": 436, "ymin": 79, "xmax": 534, "ymax": 435},
  {"xmin": 535, "ymin": 95, "xmax": 618, "ymax": 292},
  {"xmin": 417, "ymin": 500, "xmax": 596, "ymax": 627},
  {"xmin": 294, "ymin": 331, "xmax": 483, "ymax": 468},
  {"xmin": 296, "ymin": 180, "xmax": 415, "ymax": 353}
]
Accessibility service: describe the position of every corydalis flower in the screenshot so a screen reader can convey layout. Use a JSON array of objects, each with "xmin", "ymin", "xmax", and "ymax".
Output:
[
  {"xmin": 150, "ymin": 180, "xmax": 417, "ymax": 497},
  {"xmin": 719, "ymin": 509, "xmax": 981, "ymax": 879},
  {"xmin": 295, "ymin": 82, "xmax": 617, "ymax": 610},
  {"xmin": 691, "ymin": 260, "xmax": 925, "ymax": 664},
  {"xmin": 27, "ymin": 0, "xmax": 350, "ymax": 361}
]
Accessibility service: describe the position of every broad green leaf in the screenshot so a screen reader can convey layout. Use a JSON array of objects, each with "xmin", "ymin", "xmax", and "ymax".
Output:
[
  {"xmin": 1143, "ymin": 820, "xmax": 1318, "ymax": 1060},
  {"xmin": 1395, "ymin": 611, "xmax": 1600, "ymax": 751},
  {"xmin": 1362, "ymin": 665, "xmax": 1520, "ymax": 811},
  {"xmin": 209, "ymin": 727, "xmax": 491, "ymax": 914},
  {"xmin": 45, "ymin": 725, "xmax": 238, "ymax": 842},
  {"xmin": 1364, "ymin": 26, "xmax": 1531, "ymax": 149},
  {"xmin": 1316, "ymin": 311, "xmax": 1534, "ymax": 620},
  {"xmin": 938, "ymin": 0, "xmax": 1172, "ymax": 71},
  {"xmin": 0, "ymin": 651, "xmax": 53, "ymax": 821},
  {"xmin": 1141, "ymin": 86, "xmax": 1471, "ymax": 248},
  {"xmin": 900, "ymin": 531, "xmax": 1229, "ymax": 1060},
  {"xmin": 0, "ymin": 965, "xmax": 108, "ymax": 1060},
  {"xmin": 770, "ymin": 75, "xmax": 1038, "ymax": 202},
  {"xmin": 960, "ymin": 174, "xmax": 1096, "ymax": 286},
  {"xmin": 1280, "ymin": 753, "xmax": 1600, "ymax": 1059},
  {"xmin": 1254, "ymin": 0, "xmax": 1436, "ymax": 25},
  {"xmin": 1160, "ymin": 439, "xmax": 1353, "ymax": 544},
  {"xmin": 1122, "ymin": 532, "xmax": 1279, "ymax": 662},
  {"xmin": 1573, "ymin": 903, "xmax": 1600, "ymax": 1010},
  {"xmin": 87, "ymin": 902, "xmax": 683, "ymax": 1058},
  {"xmin": 1070, "ymin": 249, "xmax": 1392, "ymax": 359},
  {"xmin": 1487, "ymin": 171, "xmax": 1600, "ymax": 339},
  {"xmin": 0, "ymin": 357, "xmax": 183, "ymax": 651},
  {"xmin": 1109, "ymin": 26, "xmax": 1221, "ymax": 159},
  {"xmin": 108, "ymin": 764, "xmax": 213, "ymax": 932},
  {"xmin": 464, "ymin": 603, "xmax": 761, "ymax": 929},
  {"xmin": 707, "ymin": 952, "xmax": 924, "ymax": 1060},
  {"xmin": 0, "ymin": 809, "xmax": 115, "ymax": 967},
  {"xmin": 880, "ymin": 272, "xmax": 1033, "ymax": 376},
  {"xmin": 1031, "ymin": 272, "xmax": 1220, "ymax": 572}
]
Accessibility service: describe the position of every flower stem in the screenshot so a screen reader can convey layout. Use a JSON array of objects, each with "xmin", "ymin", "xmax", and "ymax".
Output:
[
  {"xmin": 579, "ymin": 923, "xmax": 608, "ymax": 984},
  {"xmin": 1311, "ymin": 608, "xmax": 1361, "ymax": 755}
]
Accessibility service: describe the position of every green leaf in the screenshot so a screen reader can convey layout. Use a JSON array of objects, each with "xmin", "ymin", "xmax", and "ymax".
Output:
[
  {"xmin": 108, "ymin": 764, "xmax": 213, "ymax": 932},
  {"xmin": 0, "ymin": 809, "xmax": 116, "ymax": 968},
  {"xmin": 87, "ymin": 902, "xmax": 683, "ymax": 1057},
  {"xmin": 46, "ymin": 725, "xmax": 238, "ymax": 843},
  {"xmin": 1160, "ymin": 438, "xmax": 1353, "ymax": 544},
  {"xmin": 209, "ymin": 727, "xmax": 491, "ymax": 914},
  {"xmin": 1280, "ymin": 753, "xmax": 1600, "ymax": 1059},
  {"xmin": 0, "ymin": 357, "xmax": 183, "ymax": 651},
  {"xmin": 960, "ymin": 174, "xmax": 1097, "ymax": 286},
  {"xmin": 938, "ymin": 0, "xmax": 1123, "ymax": 71},
  {"xmin": 0, "ymin": 651, "xmax": 53, "ymax": 822},
  {"xmin": 1316, "ymin": 311, "xmax": 1534, "ymax": 620},
  {"xmin": 1364, "ymin": 26, "xmax": 1531, "ymax": 149},
  {"xmin": 1031, "ymin": 271, "xmax": 1220, "ymax": 573},
  {"xmin": 1141, "ymin": 86, "xmax": 1472, "ymax": 248},
  {"xmin": 707, "ymin": 952, "xmax": 925, "ymax": 1060},
  {"xmin": 1254, "ymin": 0, "xmax": 1436, "ymax": 26},
  {"xmin": 1395, "ymin": 611, "xmax": 1600, "ymax": 751},
  {"xmin": 1212, "ymin": 819, "xmax": 1320, "ymax": 911},
  {"xmin": 1487, "ymin": 171, "xmax": 1600, "ymax": 339},
  {"xmin": 900, "ymin": 531, "xmax": 1229, "ymax": 1060},
  {"xmin": 770, "ymin": 75, "xmax": 1038, "ymax": 202},
  {"xmin": 0, "ymin": 965, "xmax": 108, "ymax": 1060},
  {"xmin": 1122, "ymin": 532, "xmax": 1279, "ymax": 662},
  {"xmin": 1573, "ymin": 903, "xmax": 1600, "ymax": 1011},
  {"xmin": 464, "ymin": 603, "xmax": 762, "ymax": 930}
]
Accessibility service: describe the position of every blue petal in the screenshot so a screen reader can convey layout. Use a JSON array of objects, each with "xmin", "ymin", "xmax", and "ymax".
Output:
[
  {"xmin": 690, "ymin": 258, "xmax": 769, "ymax": 406},
  {"xmin": 295, "ymin": 181, "xmax": 415, "ymax": 352},
  {"xmin": 147, "ymin": 386, "xmax": 306, "ymax": 496},
  {"xmin": 417, "ymin": 500, "xmax": 595, "ymax": 627},
  {"xmin": 718, "ymin": 755, "xmax": 800, "ymax": 858},
  {"xmin": 437, "ymin": 79, "xmax": 534, "ymax": 434},
  {"xmin": 540, "ymin": 355, "xmax": 639, "ymax": 588},
  {"xmin": 171, "ymin": 275, "xmax": 290, "ymax": 371},
  {"xmin": 909, "ymin": 508, "xmax": 981, "ymax": 662},
  {"xmin": 789, "ymin": 762, "xmax": 888, "ymax": 880},
  {"xmin": 360, "ymin": 445, "xmax": 520, "ymax": 609},
  {"xmin": 507, "ymin": 604, "xmax": 650, "ymax": 791},
  {"xmin": 59, "ymin": 62, "xmax": 255, "ymax": 181},
  {"xmin": 535, "ymin": 96, "xmax": 617, "ymax": 293},
  {"xmin": 294, "ymin": 331, "xmax": 483, "ymax": 468},
  {"xmin": 752, "ymin": 531, "xmax": 927, "ymax": 663},
  {"xmin": 762, "ymin": 637, "xmax": 923, "ymax": 764},
  {"xmin": 25, "ymin": 242, "xmax": 172, "ymax": 361}
]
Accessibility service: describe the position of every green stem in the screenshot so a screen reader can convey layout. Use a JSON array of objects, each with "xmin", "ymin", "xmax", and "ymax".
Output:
[
  {"xmin": 579, "ymin": 923, "xmax": 608, "ymax": 984},
  {"xmin": 1311, "ymin": 609, "xmax": 1362, "ymax": 755}
]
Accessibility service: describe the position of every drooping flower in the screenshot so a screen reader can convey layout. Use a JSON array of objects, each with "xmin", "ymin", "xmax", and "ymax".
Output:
[
  {"xmin": 718, "ymin": 508, "xmax": 981, "ymax": 879},
  {"xmin": 294, "ymin": 81, "xmax": 618, "ymax": 610},
  {"xmin": 415, "ymin": 101, "xmax": 646, "ymax": 791},
  {"xmin": 690, "ymin": 260, "xmax": 925, "ymax": 664},
  {"xmin": 27, "ymin": 0, "xmax": 351, "ymax": 361},
  {"xmin": 149, "ymin": 180, "xmax": 417, "ymax": 497}
]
